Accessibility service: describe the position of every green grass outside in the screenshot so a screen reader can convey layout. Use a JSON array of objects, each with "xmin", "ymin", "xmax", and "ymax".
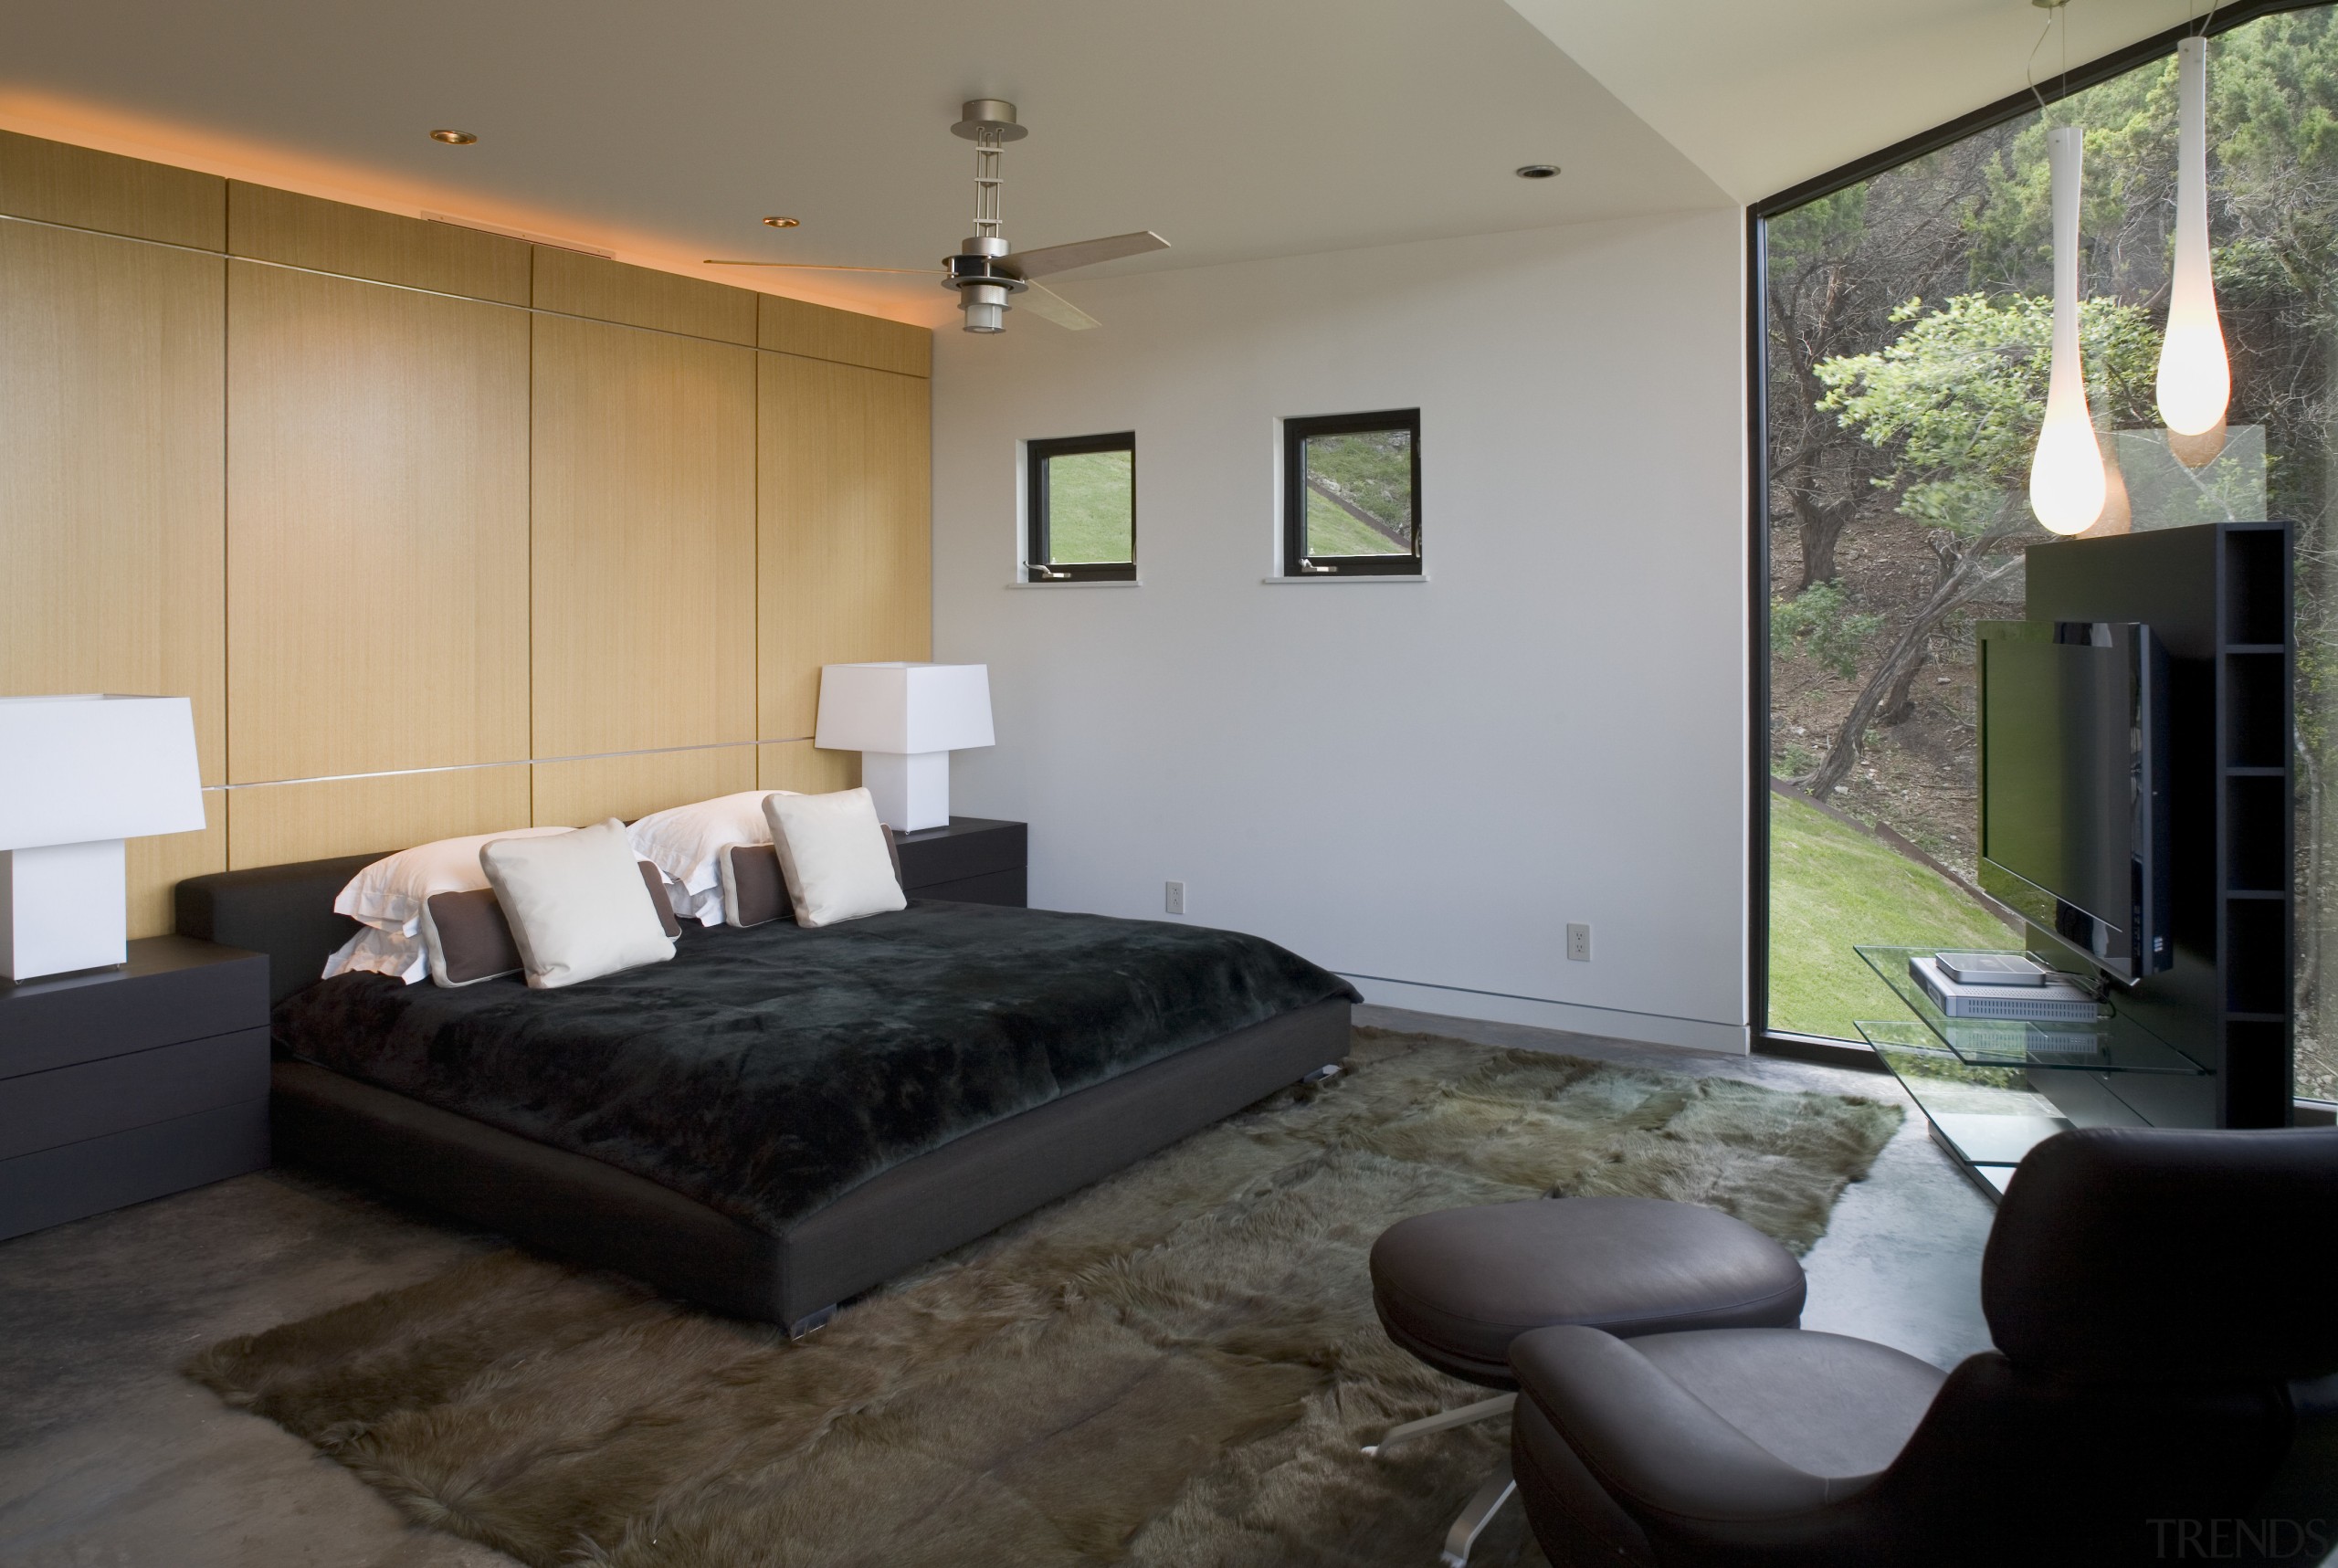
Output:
[
  {"xmin": 1304, "ymin": 489, "xmax": 1406, "ymax": 555},
  {"xmin": 1043, "ymin": 451, "xmax": 1133, "ymax": 564},
  {"xmin": 1042, "ymin": 446, "xmax": 1407, "ymax": 563},
  {"xmin": 1769, "ymin": 792, "xmax": 2016, "ymax": 1041}
]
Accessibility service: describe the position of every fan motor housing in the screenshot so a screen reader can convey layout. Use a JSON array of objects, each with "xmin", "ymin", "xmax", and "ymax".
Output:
[{"xmin": 943, "ymin": 239, "xmax": 1027, "ymax": 333}]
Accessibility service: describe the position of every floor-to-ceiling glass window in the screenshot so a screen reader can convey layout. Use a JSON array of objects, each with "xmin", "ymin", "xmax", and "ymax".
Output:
[{"xmin": 1759, "ymin": 5, "xmax": 2338, "ymax": 1104}]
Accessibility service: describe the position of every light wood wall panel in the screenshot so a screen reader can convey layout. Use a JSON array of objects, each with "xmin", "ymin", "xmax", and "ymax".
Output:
[
  {"xmin": 759, "ymin": 294, "xmax": 931, "ymax": 378},
  {"xmin": 226, "ymin": 262, "xmax": 531, "ymax": 784},
  {"xmin": 532, "ymin": 749, "xmax": 758, "ymax": 828},
  {"xmin": 227, "ymin": 184, "xmax": 530, "ymax": 304},
  {"xmin": 0, "ymin": 129, "xmax": 224, "ymax": 249},
  {"xmin": 130, "ymin": 793, "xmax": 227, "ymax": 939},
  {"xmin": 758, "ymin": 742, "xmax": 858, "ymax": 795},
  {"xmin": 759, "ymin": 354, "xmax": 932, "ymax": 739},
  {"xmin": 0, "ymin": 222, "xmax": 226, "ymax": 931},
  {"xmin": 3, "ymin": 130, "xmax": 932, "ymax": 916},
  {"xmin": 226, "ymin": 768, "xmax": 532, "ymax": 868},
  {"xmin": 532, "ymin": 314, "xmax": 756, "ymax": 758},
  {"xmin": 533, "ymin": 247, "xmax": 755, "ymax": 344}
]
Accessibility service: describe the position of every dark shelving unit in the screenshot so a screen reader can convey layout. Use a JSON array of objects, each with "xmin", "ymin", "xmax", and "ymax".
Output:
[{"xmin": 2024, "ymin": 521, "xmax": 2296, "ymax": 1129}]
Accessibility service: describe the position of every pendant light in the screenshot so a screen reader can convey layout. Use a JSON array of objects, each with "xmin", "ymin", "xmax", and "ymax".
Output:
[
  {"xmin": 2156, "ymin": 34, "xmax": 2230, "ymax": 466},
  {"xmin": 2091, "ymin": 429, "xmax": 2134, "ymax": 535},
  {"xmin": 2029, "ymin": 124, "xmax": 2109, "ymax": 535}
]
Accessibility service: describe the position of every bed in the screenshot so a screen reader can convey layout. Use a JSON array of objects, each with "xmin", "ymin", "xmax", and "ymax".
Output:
[{"xmin": 174, "ymin": 853, "xmax": 1355, "ymax": 1331}]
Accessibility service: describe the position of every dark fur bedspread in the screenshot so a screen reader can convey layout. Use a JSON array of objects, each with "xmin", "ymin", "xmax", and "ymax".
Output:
[{"xmin": 273, "ymin": 901, "xmax": 1357, "ymax": 1232}]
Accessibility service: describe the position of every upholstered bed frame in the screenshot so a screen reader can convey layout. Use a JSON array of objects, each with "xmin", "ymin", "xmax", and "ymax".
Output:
[{"xmin": 174, "ymin": 855, "xmax": 1351, "ymax": 1331}]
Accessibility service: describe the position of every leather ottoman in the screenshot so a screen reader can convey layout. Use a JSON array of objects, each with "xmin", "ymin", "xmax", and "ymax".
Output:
[
  {"xmin": 1371, "ymin": 1196, "xmax": 1808, "ymax": 1386},
  {"xmin": 1365, "ymin": 1195, "xmax": 1806, "ymax": 1565}
]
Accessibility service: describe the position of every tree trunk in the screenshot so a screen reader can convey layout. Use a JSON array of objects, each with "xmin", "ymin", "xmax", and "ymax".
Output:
[
  {"xmin": 1790, "ymin": 492, "xmax": 1852, "ymax": 593},
  {"xmin": 1876, "ymin": 645, "xmax": 1929, "ymax": 727},
  {"xmin": 1800, "ymin": 537, "xmax": 2018, "ymax": 799}
]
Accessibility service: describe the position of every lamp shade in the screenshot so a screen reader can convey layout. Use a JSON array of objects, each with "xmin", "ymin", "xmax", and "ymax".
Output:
[
  {"xmin": 0, "ymin": 695, "xmax": 205, "ymax": 850},
  {"xmin": 815, "ymin": 664, "xmax": 995, "ymax": 754},
  {"xmin": 2155, "ymin": 36, "xmax": 2229, "ymax": 442},
  {"xmin": 2028, "ymin": 126, "xmax": 2106, "ymax": 537}
]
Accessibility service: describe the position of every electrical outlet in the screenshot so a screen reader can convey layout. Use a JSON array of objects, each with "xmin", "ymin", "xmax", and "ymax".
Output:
[
  {"xmin": 1164, "ymin": 881, "xmax": 1185, "ymax": 916},
  {"xmin": 1566, "ymin": 923, "xmax": 1592, "ymax": 963}
]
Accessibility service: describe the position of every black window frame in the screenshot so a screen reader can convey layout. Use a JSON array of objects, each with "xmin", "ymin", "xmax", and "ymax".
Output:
[
  {"xmin": 1281, "ymin": 409, "xmax": 1423, "ymax": 577},
  {"xmin": 1025, "ymin": 432, "xmax": 1137, "ymax": 583},
  {"xmin": 1743, "ymin": 0, "xmax": 2323, "ymax": 1073}
]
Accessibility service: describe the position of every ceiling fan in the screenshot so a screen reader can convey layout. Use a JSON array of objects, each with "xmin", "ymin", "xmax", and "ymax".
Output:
[{"xmin": 705, "ymin": 100, "xmax": 1168, "ymax": 333}]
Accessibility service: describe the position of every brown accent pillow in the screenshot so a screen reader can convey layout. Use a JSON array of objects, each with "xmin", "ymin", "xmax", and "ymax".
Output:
[
  {"xmin": 720, "ymin": 842, "xmax": 788, "ymax": 929},
  {"xmin": 420, "ymin": 888, "xmax": 522, "ymax": 985},
  {"xmin": 423, "ymin": 860, "xmax": 679, "ymax": 986},
  {"xmin": 721, "ymin": 829, "xmax": 900, "ymax": 929},
  {"xmin": 639, "ymin": 858, "xmax": 683, "ymax": 937}
]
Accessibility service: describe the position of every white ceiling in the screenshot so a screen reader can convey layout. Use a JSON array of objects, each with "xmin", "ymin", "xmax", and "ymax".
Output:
[
  {"xmin": 1504, "ymin": 0, "xmax": 2204, "ymax": 205},
  {"xmin": 1, "ymin": 0, "xmax": 2217, "ymax": 321},
  {"xmin": 0, "ymin": 0, "xmax": 1727, "ymax": 323}
]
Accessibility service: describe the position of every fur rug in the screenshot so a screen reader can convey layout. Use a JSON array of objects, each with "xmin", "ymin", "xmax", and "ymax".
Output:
[{"xmin": 188, "ymin": 1029, "xmax": 1902, "ymax": 1568}]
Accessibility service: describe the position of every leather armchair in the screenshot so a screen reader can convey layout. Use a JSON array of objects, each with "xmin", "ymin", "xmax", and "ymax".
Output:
[{"xmin": 1508, "ymin": 1126, "xmax": 2338, "ymax": 1568}]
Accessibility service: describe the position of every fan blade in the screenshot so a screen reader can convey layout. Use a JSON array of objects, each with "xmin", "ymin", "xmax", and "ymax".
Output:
[
  {"xmin": 1017, "ymin": 281, "xmax": 1101, "ymax": 331},
  {"xmin": 702, "ymin": 260, "xmax": 936, "ymax": 274},
  {"xmin": 1000, "ymin": 230, "xmax": 1168, "ymax": 279}
]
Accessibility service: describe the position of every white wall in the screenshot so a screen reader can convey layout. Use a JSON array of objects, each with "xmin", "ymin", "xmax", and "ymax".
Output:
[{"xmin": 932, "ymin": 210, "xmax": 1750, "ymax": 1053}]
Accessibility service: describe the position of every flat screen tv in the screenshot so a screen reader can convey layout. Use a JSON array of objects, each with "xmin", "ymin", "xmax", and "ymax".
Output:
[{"xmin": 1976, "ymin": 619, "xmax": 2172, "ymax": 985}]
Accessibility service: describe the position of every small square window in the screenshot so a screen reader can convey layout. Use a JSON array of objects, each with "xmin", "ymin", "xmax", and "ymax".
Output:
[
  {"xmin": 1282, "ymin": 410, "xmax": 1420, "ymax": 577},
  {"xmin": 1026, "ymin": 433, "xmax": 1135, "ymax": 582}
]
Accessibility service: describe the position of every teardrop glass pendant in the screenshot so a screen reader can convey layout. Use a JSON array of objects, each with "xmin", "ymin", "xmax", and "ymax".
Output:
[
  {"xmin": 2030, "ymin": 126, "xmax": 2108, "ymax": 536},
  {"xmin": 2155, "ymin": 36, "xmax": 2230, "ymax": 454}
]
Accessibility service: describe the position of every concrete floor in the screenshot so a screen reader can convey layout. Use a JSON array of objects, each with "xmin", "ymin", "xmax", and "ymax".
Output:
[
  {"xmin": 0, "ymin": 1170, "xmax": 506, "ymax": 1568},
  {"xmin": 0, "ymin": 1008, "xmax": 1996, "ymax": 1567}
]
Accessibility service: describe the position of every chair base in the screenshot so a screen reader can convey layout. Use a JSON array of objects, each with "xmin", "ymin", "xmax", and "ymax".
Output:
[
  {"xmin": 1364, "ymin": 1392, "xmax": 1516, "ymax": 1458},
  {"xmin": 1441, "ymin": 1464, "xmax": 1518, "ymax": 1567},
  {"xmin": 1366, "ymin": 1397, "xmax": 1522, "ymax": 1566}
]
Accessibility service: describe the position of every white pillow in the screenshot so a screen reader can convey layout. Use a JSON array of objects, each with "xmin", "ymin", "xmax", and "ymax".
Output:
[
  {"xmin": 479, "ymin": 818, "xmax": 676, "ymax": 988},
  {"xmin": 333, "ymin": 826, "xmax": 571, "ymax": 939},
  {"xmin": 324, "ymin": 825, "xmax": 571, "ymax": 984},
  {"xmin": 321, "ymin": 923, "xmax": 428, "ymax": 984},
  {"xmin": 763, "ymin": 788, "xmax": 907, "ymax": 928},
  {"xmin": 625, "ymin": 789, "xmax": 795, "ymax": 927}
]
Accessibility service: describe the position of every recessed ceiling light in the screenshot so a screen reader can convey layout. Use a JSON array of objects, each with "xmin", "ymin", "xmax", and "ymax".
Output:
[
  {"xmin": 1515, "ymin": 163, "xmax": 1561, "ymax": 180},
  {"xmin": 762, "ymin": 216, "xmax": 801, "ymax": 228},
  {"xmin": 429, "ymin": 129, "xmax": 479, "ymax": 145}
]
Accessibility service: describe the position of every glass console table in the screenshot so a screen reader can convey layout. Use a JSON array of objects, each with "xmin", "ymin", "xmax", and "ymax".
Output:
[{"xmin": 1851, "ymin": 945, "xmax": 2209, "ymax": 1196}]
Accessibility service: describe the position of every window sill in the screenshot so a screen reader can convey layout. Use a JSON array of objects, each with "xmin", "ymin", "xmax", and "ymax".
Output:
[
  {"xmin": 1260, "ymin": 574, "xmax": 1427, "ymax": 584},
  {"xmin": 1004, "ymin": 579, "xmax": 1142, "ymax": 589}
]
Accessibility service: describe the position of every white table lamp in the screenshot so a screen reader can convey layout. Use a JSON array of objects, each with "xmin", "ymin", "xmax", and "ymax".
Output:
[
  {"xmin": 0, "ymin": 695, "xmax": 207, "ymax": 982},
  {"xmin": 815, "ymin": 664, "xmax": 995, "ymax": 833}
]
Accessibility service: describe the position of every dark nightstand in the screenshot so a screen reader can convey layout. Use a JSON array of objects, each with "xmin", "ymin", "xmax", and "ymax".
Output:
[
  {"xmin": 0, "ymin": 936, "xmax": 270, "ymax": 1241},
  {"xmin": 894, "ymin": 817, "xmax": 1027, "ymax": 906}
]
